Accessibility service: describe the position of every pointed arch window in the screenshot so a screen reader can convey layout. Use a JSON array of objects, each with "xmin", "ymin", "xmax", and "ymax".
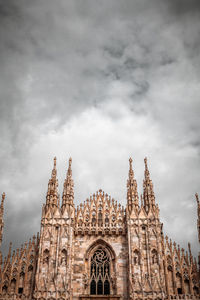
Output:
[{"xmin": 90, "ymin": 248, "xmax": 110, "ymax": 295}]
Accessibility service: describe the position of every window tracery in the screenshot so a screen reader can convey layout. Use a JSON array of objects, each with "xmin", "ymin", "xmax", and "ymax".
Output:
[{"xmin": 90, "ymin": 248, "xmax": 110, "ymax": 295}]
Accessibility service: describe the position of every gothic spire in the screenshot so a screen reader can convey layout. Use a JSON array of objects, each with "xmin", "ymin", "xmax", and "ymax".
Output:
[
  {"xmin": 0, "ymin": 193, "xmax": 5, "ymax": 217},
  {"xmin": 196, "ymin": 193, "xmax": 200, "ymax": 243},
  {"xmin": 127, "ymin": 157, "xmax": 139, "ymax": 213},
  {"xmin": 143, "ymin": 157, "xmax": 156, "ymax": 213},
  {"xmin": 0, "ymin": 193, "xmax": 5, "ymax": 247},
  {"xmin": 6, "ymin": 242, "xmax": 12, "ymax": 265},
  {"xmin": 46, "ymin": 157, "xmax": 59, "ymax": 207},
  {"xmin": 62, "ymin": 158, "xmax": 74, "ymax": 211}
]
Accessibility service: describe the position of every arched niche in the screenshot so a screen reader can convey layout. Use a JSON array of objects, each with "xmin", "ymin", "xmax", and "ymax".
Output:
[{"xmin": 133, "ymin": 249, "xmax": 140, "ymax": 265}]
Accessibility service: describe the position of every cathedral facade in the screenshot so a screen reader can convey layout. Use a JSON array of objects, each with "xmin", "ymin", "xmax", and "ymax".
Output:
[{"xmin": 0, "ymin": 157, "xmax": 199, "ymax": 300}]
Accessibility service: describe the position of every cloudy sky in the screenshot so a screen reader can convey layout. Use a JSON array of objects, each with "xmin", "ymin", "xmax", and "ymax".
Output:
[{"xmin": 0, "ymin": 0, "xmax": 200, "ymax": 257}]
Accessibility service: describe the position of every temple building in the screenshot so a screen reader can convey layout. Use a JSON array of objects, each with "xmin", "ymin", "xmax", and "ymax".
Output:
[{"xmin": 0, "ymin": 157, "xmax": 199, "ymax": 300}]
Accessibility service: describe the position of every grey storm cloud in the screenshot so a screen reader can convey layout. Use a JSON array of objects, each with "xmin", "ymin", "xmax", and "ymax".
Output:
[{"xmin": 0, "ymin": 0, "xmax": 200, "ymax": 257}]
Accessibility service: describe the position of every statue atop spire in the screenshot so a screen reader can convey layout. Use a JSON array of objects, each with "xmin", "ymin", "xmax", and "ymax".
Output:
[
  {"xmin": 127, "ymin": 157, "xmax": 139, "ymax": 214},
  {"xmin": 62, "ymin": 157, "xmax": 74, "ymax": 217},
  {"xmin": 143, "ymin": 157, "xmax": 156, "ymax": 213},
  {"xmin": 46, "ymin": 157, "xmax": 59, "ymax": 207}
]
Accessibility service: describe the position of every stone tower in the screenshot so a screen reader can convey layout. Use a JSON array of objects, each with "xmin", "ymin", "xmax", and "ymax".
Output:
[
  {"xmin": 34, "ymin": 157, "xmax": 74, "ymax": 299},
  {"xmin": 127, "ymin": 158, "xmax": 166, "ymax": 299}
]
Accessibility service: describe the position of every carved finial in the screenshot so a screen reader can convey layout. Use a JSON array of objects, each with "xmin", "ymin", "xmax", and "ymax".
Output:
[
  {"xmin": 51, "ymin": 157, "xmax": 57, "ymax": 179},
  {"xmin": 9, "ymin": 242, "xmax": 12, "ymax": 250},
  {"xmin": 12, "ymin": 250, "xmax": 15, "ymax": 259},
  {"xmin": 62, "ymin": 157, "xmax": 74, "ymax": 210},
  {"xmin": 188, "ymin": 242, "xmax": 193, "ymax": 262},
  {"xmin": 143, "ymin": 156, "xmax": 156, "ymax": 213},
  {"xmin": 0, "ymin": 193, "xmax": 5, "ymax": 245},
  {"xmin": 46, "ymin": 157, "xmax": 59, "ymax": 207},
  {"xmin": 128, "ymin": 157, "xmax": 134, "ymax": 178},
  {"xmin": 68, "ymin": 157, "xmax": 72, "ymax": 174},
  {"xmin": 1, "ymin": 192, "xmax": 5, "ymax": 212},
  {"xmin": 144, "ymin": 157, "xmax": 150, "ymax": 179},
  {"xmin": 144, "ymin": 157, "xmax": 147, "ymax": 167},
  {"xmin": 7, "ymin": 242, "xmax": 12, "ymax": 261},
  {"xmin": 196, "ymin": 193, "xmax": 199, "ymax": 203},
  {"xmin": 127, "ymin": 157, "xmax": 139, "ymax": 213},
  {"xmin": 16, "ymin": 248, "xmax": 19, "ymax": 259},
  {"xmin": 195, "ymin": 193, "xmax": 200, "ymax": 244},
  {"xmin": 1, "ymin": 193, "xmax": 5, "ymax": 201},
  {"xmin": 188, "ymin": 242, "xmax": 191, "ymax": 253},
  {"xmin": 194, "ymin": 257, "xmax": 197, "ymax": 268}
]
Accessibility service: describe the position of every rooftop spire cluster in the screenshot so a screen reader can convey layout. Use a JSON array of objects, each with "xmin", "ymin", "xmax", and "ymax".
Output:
[{"xmin": 0, "ymin": 157, "xmax": 199, "ymax": 299}]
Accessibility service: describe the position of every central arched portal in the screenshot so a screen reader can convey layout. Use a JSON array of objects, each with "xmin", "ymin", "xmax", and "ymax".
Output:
[{"xmin": 90, "ymin": 248, "xmax": 110, "ymax": 295}]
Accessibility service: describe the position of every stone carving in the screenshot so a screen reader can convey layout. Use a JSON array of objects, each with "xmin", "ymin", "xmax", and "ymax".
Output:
[
  {"xmin": 82, "ymin": 273, "xmax": 88, "ymax": 289},
  {"xmin": 0, "ymin": 158, "xmax": 199, "ymax": 299}
]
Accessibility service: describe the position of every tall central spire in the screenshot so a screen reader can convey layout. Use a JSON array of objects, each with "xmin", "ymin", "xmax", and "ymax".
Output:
[
  {"xmin": 127, "ymin": 157, "xmax": 139, "ymax": 213},
  {"xmin": 46, "ymin": 157, "xmax": 59, "ymax": 207},
  {"xmin": 143, "ymin": 157, "xmax": 156, "ymax": 213},
  {"xmin": 62, "ymin": 158, "xmax": 74, "ymax": 216}
]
